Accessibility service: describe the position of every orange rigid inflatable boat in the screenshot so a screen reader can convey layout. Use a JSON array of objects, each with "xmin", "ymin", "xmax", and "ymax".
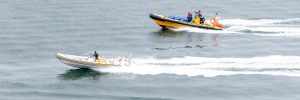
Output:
[{"xmin": 149, "ymin": 13, "xmax": 222, "ymax": 30}]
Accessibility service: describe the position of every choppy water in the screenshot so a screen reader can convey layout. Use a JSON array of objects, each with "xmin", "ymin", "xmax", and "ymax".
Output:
[{"xmin": 1, "ymin": 0, "xmax": 300, "ymax": 100}]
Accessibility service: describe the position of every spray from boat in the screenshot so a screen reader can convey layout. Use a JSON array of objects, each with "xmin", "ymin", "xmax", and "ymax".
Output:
[{"xmin": 97, "ymin": 55, "xmax": 300, "ymax": 77}]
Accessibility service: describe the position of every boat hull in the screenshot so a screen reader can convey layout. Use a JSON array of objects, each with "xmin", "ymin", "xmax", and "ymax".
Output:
[
  {"xmin": 56, "ymin": 53, "xmax": 121, "ymax": 69},
  {"xmin": 149, "ymin": 13, "xmax": 222, "ymax": 30}
]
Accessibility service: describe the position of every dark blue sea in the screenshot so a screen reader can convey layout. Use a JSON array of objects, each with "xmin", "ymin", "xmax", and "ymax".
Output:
[{"xmin": 1, "ymin": 0, "xmax": 300, "ymax": 100}]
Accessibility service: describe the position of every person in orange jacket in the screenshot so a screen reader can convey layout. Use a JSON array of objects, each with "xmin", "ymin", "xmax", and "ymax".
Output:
[{"xmin": 210, "ymin": 13, "xmax": 223, "ymax": 28}]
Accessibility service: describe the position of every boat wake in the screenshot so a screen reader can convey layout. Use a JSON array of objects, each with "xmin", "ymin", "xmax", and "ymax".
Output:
[
  {"xmin": 221, "ymin": 18, "xmax": 300, "ymax": 26},
  {"xmin": 95, "ymin": 55, "xmax": 300, "ymax": 77},
  {"xmin": 171, "ymin": 18, "xmax": 300, "ymax": 37}
]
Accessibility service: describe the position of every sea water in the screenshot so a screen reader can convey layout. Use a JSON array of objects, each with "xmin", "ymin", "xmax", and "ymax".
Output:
[{"xmin": 1, "ymin": 0, "xmax": 300, "ymax": 100}]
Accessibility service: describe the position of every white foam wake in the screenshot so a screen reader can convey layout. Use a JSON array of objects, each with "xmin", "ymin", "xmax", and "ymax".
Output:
[
  {"xmin": 221, "ymin": 18, "xmax": 300, "ymax": 26},
  {"xmin": 96, "ymin": 55, "xmax": 300, "ymax": 77},
  {"xmin": 172, "ymin": 18, "xmax": 300, "ymax": 37},
  {"xmin": 225, "ymin": 26, "xmax": 300, "ymax": 36}
]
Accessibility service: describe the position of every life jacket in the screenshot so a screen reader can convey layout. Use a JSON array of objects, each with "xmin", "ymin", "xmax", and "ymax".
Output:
[{"xmin": 194, "ymin": 17, "xmax": 200, "ymax": 25}]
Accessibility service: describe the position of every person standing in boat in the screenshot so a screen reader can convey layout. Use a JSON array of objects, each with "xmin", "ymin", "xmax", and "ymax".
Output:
[{"xmin": 93, "ymin": 50, "xmax": 99, "ymax": 60}]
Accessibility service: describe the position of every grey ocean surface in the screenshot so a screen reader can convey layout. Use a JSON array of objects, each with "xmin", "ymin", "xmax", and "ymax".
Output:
[{"xmin": 1, "ymin": 0, "xmax": 300, "ymax": 100}]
